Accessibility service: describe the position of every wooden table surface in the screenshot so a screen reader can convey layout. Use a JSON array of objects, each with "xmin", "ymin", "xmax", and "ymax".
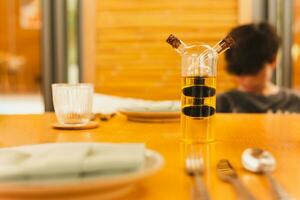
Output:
[{"xmin": 0, "ymin": 113, "xmax": 299, "ymax": 200}]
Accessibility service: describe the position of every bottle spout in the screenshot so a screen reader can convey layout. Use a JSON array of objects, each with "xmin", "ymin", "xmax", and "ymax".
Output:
[{"xmin": 214, "ymin": 35, "xmax": 235, "ymax": 54}]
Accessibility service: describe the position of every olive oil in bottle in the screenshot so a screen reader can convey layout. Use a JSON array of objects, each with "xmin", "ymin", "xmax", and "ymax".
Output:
[{"xmin": 181, "ymin": 76, "xmax": 216, "ymax": 142}]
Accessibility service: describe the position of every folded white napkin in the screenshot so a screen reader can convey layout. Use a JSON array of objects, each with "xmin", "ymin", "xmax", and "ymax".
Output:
[
  {"xmin": 93, "ymin": 93, "xmax": 180, "ymax": 114},
  {"xmin": 0, "ymin": 143, "xmax": 145, "ymax": 180},
  {"xmin": 120, "ymin": 101, "xmax": 180, "ymax": 112}
]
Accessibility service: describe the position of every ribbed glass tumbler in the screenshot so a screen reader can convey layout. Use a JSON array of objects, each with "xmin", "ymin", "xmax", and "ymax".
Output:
[{"xmin": 52, "ymin": 83, "xmax": 93, "ymax": 125}]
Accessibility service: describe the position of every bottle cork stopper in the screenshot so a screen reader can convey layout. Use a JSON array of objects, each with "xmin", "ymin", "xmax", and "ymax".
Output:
[{"xmin": 166, "ymin": 34, "xmax": 182, "ymax": 49}]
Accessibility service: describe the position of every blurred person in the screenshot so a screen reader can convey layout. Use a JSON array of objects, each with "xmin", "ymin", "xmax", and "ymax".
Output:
[{"xmin": 217, "ymin": 22, "xmax": 300, "ymax": 113}]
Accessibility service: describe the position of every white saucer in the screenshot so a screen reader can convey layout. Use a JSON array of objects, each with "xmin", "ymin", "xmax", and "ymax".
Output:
[{"xmin": 52, "ymin": 121, "xmax": 99, "ymax": 130}]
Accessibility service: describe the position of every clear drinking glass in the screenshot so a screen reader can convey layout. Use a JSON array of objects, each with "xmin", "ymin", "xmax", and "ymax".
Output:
[
  {"xmin": 52, "ymin": 83, "xmax": 93, "ymax": 124},
  {"xmin": 181, "ymin": 44, "xmax": 218, "ymax": 143}
]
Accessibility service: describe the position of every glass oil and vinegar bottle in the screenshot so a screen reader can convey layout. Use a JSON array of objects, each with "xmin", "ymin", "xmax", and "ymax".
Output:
[{"xmin": 167, "ymin": 34, "xmax": 234, "ymax": 143}]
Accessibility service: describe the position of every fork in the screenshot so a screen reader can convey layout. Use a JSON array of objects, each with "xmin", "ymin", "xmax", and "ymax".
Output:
[
  {"xmin": 186, "ymin": 155, "xmax": 211, "ymax": 200},
  {"xmin": 217, "ymin": 159, "xmax": 257, "ymax": 200}
]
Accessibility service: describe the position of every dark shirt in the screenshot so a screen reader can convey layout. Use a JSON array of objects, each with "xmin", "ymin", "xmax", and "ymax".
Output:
[{"xmin": 216, "ymin": 89, "xmax": 300, "ymax": 113}]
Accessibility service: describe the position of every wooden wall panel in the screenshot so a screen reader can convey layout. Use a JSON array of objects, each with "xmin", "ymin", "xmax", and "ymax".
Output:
[
  {"xmin": 95, "ymin": 0, "xmax": 238, "ymax": 100},
  {"xmin": 0, "ymin": 0, "xmax": 41, "ymax": 94},
  {"xmin": 293, "ymin": 0, "xmax": 300, "ymax": 90}
]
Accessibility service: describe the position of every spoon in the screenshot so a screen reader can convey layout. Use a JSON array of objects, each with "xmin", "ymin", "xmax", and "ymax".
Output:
[{"xmin": 242, "ymin": 148, "xmax": 293, "ymax": 200}]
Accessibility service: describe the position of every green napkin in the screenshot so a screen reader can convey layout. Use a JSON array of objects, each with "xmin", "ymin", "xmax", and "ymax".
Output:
[{"xmin": 0, "ymin": 143, "xmax": 145, "ymax": 180}]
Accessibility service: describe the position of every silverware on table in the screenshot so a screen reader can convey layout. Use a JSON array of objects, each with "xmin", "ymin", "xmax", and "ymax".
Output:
[
  {"xmin": 242, "ymin": 148, "xmax": 293, "ymax": 200},
  {"xmin": 217, "ymin": 159, "xmax": 257, "ymax": 200},
  {"xmin": 185, "ymin": 154, "xmax": 211, "ymax": 200},
  {"xmin": 92, "ymin": 113, "xmax": 116, "ymax": 121},
  {"xmin": 99, "ymin": 113, "xmax": 116, "ymax": 121}
]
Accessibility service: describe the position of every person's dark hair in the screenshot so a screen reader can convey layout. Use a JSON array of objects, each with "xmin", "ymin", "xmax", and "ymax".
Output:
[{"xmin": 225, "ymin": 22, "xmax": 280, "ymax": 76}]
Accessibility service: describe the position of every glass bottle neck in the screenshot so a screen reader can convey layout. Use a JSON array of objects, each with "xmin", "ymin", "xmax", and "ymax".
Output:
[
  {"xmin": 212, "ymin": 35, "xmax": 234, "ymax": 54},
  {"xmin": 213, "ymin": 43, "xmax": 227, "ymax": 54},
  {"xmin": 175, "ymin": 43, "xmax": 187, "ymax": 54}
]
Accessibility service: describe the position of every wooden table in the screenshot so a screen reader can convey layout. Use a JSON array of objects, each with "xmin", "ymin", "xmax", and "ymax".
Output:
[{"xmin": 0, "ymin": 113, "xmax": 300, "ymax": 200}]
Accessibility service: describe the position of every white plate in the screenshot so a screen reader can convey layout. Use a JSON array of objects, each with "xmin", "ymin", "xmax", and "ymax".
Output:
[
  {"xmin": 119, "ymin": 110, "xmax": 180, "ymax": 119},
  {"xmin": 127, "ymin": 117, "xmax": 180, "ymax": 123},
  {"xmin": 118, "ymin": 101, "xmax": 180, "ymax": 119},
  {"xmin": 0, "ymin": 150, "xmax": 164, "ymax": 198}
]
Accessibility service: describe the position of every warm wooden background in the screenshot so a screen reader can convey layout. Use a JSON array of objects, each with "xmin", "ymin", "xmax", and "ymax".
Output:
[
  {"xmin": 0, "ymin": 0, "xmax": 41, "ymax": 94},
  {"xmin": 94, "ymin": 0, "xmax": 238, "ymax": 100},
  {"xmin": 2, "ymin": 0, "xmax": 298, "ymax": 98},
  {"xmin": 293, "ymin": 0, "xmax": 300, "ymax": 90}
]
